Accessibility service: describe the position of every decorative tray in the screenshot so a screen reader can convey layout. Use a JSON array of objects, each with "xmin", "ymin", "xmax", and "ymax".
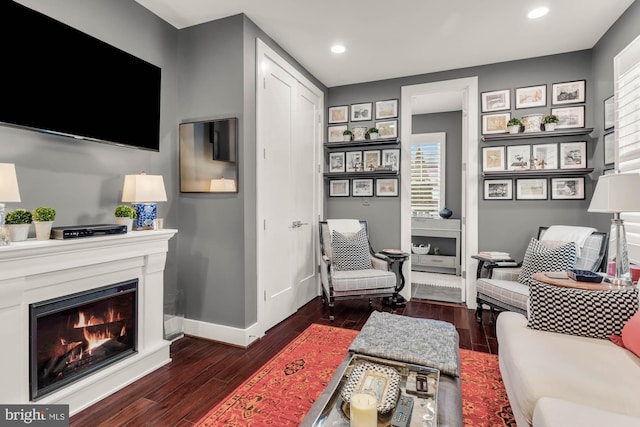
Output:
[
  {"xmin": 340, "ymin": 361, "xmax": 401, "ymax": 414},
  {"xmin": 567, "ymin": 269, "xmax": 603, "ymax": 283}
]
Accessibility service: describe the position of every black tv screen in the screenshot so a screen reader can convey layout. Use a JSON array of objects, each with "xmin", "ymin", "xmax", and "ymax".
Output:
[{"xmin": 0, "ymin": 1, "xmax": 161, "ymax": 151}]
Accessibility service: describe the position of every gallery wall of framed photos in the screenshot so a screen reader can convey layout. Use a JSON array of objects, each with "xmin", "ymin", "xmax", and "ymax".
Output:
[
  {"xmin": 325, "ymin": 99, "xmax": 401, "ymax": 198},
  {"xmin": 479, "ymin": 78, "xmax": 593, "ymax": 202}
]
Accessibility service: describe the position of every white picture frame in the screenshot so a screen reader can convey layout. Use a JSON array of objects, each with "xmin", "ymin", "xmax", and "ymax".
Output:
[
  {"xmin": 376, "ymin": 178, "xmax": 398, "ymax": 196},
  {"xmin": 352, "ymin": 179, "xmax": 374, "ymax": 196},
  {"xmin": 375, "ymin": 99, "xmax": 398, "ymax": 119},
  {"xmin": 506, "ymin": 144, "xmax": 531, "ymax": 171},
  {"xmin": 515, "ymin": 84, "xmax": 547, "ymax": 109},
  {"xmin": 376, "ymin": 120, "xmax": 398, "ymax": 139},
  {"xmin": 329, "ymin": 152, "xmax": 345, "ymax": 173},
  {"xmin": 481, "ymin": 89, "xmax": 510, "ymax": 112},
  {"xmin": 482, "ymin": 113, "xmax": 510, "ymax": 134},
  {"xmin": 381, "ymin": 148, "xmax": 400, "ymax": 171},
  {"xmin": 482, "ymin": 146, "xmax": 505, "ymax": 172},
  {"xmin": 363, "ymin": 150, "xmax": 381, "ymax": 171},
  {"xmin": 531, "ymin": 143, "xmax": 558, "ymax": 170},
  {"xmin": 329, "ymin": 179, "xmax": 349, "ymax": 197},
  {"xmin": 345, "ymin": 151, "xmax": 363, "ymax": 172},
  {"xmin": 552, "ymin": 80, "xmax": 586, "ymax": 105},
  {"xmin": 550, "ymin": 177, "xmax": 585, "ymax": 200},
  {"xmin": 516, "ymin": 178, "xmax": 548, "ymax": 200},
  {"xmin": 604, "ymin": 95, "xmax": 615, "ymax": 130},
  {"xmin": 484, "ymin": 179, "xmax": 513, "ymax": 200},
  {"xmin": 350, "ymin": 102, "xmax": 373, "ymax": 121},
  {"xmin": 328, "ymin": 125, "xmax": 348, "ymax": 143},
  {"xmin": 559, "ymin": 141, "xmax": 587, "ymax": 169},
  {"xmin": 328, "ymin": 105, "xmax": 349, "ymax": 124},
  {"xmin": 604, "ymin": 132, "xmax": 615, "ymax": 166},
  {"xmin": 552, "ymin": 106, "xmax": 585, "ymax": 129}
]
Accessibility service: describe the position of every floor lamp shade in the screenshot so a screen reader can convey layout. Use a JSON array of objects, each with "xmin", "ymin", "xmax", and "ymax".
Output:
[
  {"xmin": 588, "ymin": 173, "xmax": 640, "ymax": 284},
  {"xmin": 121, "ymin": 172, "xmax": 167, "ymax": 230}
]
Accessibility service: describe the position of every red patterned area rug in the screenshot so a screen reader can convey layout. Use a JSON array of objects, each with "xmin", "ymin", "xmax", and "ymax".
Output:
[
  {"xmin": 195, "ymin": 324, "xmax": 515, "ymax": 426},
  {"xmin": 460, "ymin": 348, "xmax": 516, "ymax": 426}
]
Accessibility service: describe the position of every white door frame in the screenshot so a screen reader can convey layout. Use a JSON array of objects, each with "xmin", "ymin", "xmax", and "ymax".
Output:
[
  {"xmin": 255, "ymin": 39, "xmax": 324, "ymax": 337},
  {"xmin": 400, "ymin": 77, "xmax": 479, "ymax": 307}
]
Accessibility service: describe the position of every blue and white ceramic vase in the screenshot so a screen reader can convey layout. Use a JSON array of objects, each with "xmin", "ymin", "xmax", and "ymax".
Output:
[{"xmin": 134, "ymin": 203, "xmax": 157, "ymax": 229}]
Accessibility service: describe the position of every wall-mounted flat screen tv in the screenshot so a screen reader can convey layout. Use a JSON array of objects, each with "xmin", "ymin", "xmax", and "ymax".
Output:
[{"xmin": 0, "ymin": 1, "xmax": 161, "ymax": 151}]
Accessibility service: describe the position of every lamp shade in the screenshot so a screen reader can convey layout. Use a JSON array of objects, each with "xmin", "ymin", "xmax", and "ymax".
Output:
[
  {"xmin": 588, "ymin": 173, "xmax": 640, "ymax": 213},
  {"xmin": 0, "ymin": 163, "xmax": 21, "ymax": 202},
  {"xmin": 121, "ymin": 172, "xmax": 167, "ymax": 203},
  {"xmin": 210, "ymin": 178, "xmax": 236, "ymax": 192}
]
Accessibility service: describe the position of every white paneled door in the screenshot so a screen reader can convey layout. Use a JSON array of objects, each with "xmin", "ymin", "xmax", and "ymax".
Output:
[{"xmin": 256, "ymin": 40, "xmax": 323, "ymax": 333}]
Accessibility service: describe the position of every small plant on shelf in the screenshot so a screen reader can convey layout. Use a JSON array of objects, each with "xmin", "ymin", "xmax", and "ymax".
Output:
[
  {"xmin": 5, "ymin": 209, "xmax": 32, "ymax": 224},
  {"xmin": 32, "ymin": 206, "xmax": 56, "ymax": 222},
  {"xmin": 367, "ymin": 127, "xmax": 380, "ymax": 140},
  {"xmin": 115, "ymin": 205, "xmax": 137, "ymax": 219},
  {"xmin": 506, "ymin": 118, "xmax": 522, "ymax": 134},
  {"xmin": 542, "ymin": 114, "xmax": 559, "ymax": 131},
  {"xmin": 342, "ymin": 129, "xmax": 352, "ymax": 141}
]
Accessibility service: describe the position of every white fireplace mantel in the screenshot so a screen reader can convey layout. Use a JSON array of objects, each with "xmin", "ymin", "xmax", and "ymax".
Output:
[{"xmin": 0, "ymin": 229, "xmax": 177, "ymax": 415}]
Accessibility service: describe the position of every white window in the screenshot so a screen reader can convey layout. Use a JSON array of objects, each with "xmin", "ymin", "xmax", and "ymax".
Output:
[
  {"xmin": 411, "ymin": 132, "xmax": 446, "ymax": 216},
  {"xmin": 615, "ymin": 34, "xmax": 640, "ymax": 263}
]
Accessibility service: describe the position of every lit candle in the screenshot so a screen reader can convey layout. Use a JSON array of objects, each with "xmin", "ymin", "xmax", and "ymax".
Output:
[{"xmin": 350, "ymin": 392, "xmax": 377, "ymax": 427}]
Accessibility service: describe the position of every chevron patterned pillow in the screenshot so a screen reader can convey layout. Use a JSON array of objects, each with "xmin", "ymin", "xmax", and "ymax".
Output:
[
  {"xmin": 518, "ymin": 238, "xmax": 576, "ymax": 286},
  {"xmin": 528, "ymin": 281, "xmax": 639, "ymax": 339},
  {"xmin": 331, "ymin": 228, "xmax": 373, "ymax": 271}
]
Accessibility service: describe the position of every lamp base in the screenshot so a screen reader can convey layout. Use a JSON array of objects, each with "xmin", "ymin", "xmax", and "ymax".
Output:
[{"xmin": 132, "ymin": 203, "xmax": 157, "ymax": 230}]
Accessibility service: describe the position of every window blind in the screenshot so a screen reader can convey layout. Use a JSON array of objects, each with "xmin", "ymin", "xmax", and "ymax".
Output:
[
  {"xmin": 411, "ymin": 133, "xmax": 445, "ymax": 216},
  {"xmin": 615, "ymin": 35, "xmax": 640, "ymax": 264}
]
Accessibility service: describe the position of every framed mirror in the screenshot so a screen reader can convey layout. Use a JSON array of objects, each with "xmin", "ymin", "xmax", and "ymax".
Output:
[{"xmin": 179, "ymin": 117, "xmax": 238, "ymax": 192}]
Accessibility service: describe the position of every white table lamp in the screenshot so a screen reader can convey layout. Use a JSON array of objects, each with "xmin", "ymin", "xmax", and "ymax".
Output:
[
  {"xmin": 0, "ymin": 163, "xmax": 22, "ymax": 246},
  {"xmin": 121, "ymin": 172, "xmax": 167, "ymax": 230},
  {"xmin": 588, "ymin": 172, "xmax": 640, "ymax": 285}
]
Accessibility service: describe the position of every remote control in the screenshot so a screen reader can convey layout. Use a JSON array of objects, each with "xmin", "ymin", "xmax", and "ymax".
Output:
[{"xmin": 391, "ymin": 394, "xmax": 414, "ymax": 427}]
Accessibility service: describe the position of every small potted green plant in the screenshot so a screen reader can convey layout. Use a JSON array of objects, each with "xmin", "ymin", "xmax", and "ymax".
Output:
[
  {"xmin": 366, "ymin": 127, "xmax": 379, "ymax": 140},
  {"xmin": 542, "ymin": 114, "xmax": 559, "ymax": 132},
  {"xmin": 114, "ymin": 204, "xmax": 137, "ymax": 233},
  {"xmin": 32, "ymin": 206, "xmax": 56, "ymax": 240},
  {"xmin": 506, "ymin": 118, "xmax": 522, "ymax": 134},
  {"xmin": 5, "ymin": 209, "xmax": 32, "ymax": 242},
  {"xmin": 342, "ymin": 129, "xmax": 353, "ymax": 141}
]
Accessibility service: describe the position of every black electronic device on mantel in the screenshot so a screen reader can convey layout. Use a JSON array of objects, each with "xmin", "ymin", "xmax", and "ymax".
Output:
[
  {"xmin": 0, "ymin": 1, "xmax": 161, "ymax": 151},
  {"xmin": 51, "ymin": 224, "xmax": 127, "ymax": 240}
]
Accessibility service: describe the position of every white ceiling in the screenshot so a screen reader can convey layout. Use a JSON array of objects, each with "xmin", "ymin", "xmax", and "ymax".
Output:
[{"xmin": 135, "ymin": 0, "xmax": 634, "ymax": 89}]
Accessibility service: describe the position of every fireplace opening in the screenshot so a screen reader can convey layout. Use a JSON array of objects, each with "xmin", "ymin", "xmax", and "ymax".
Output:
[{"xmin": 29, "ymin": 279, "xmax": 138, "ymax": 400}]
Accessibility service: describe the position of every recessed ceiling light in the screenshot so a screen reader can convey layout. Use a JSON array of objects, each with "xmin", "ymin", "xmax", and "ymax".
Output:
[
  {"xmin": 331, "ymin": 45, "xmax": 346, "ymax": 54},
  {"xmin": 528, "ymin": 7, "xmax": 549, "ymax": 19}
]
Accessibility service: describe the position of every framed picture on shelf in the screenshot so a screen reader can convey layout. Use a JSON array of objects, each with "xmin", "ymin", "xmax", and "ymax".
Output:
[
  {"xmin": 350, "ymin": 102, "xmax": 373, "ymax": 121},
  {"xmin": 351, "ymin": 126, "xmax": 368, "ymax": 141},
  {"xmin": 552, "ymin": 106, "xmax": 585, "ymax": 129},
  {"xmin": 604, "ymin": 95, "xmax": 615, "ymax": 130},
  {"xmin": 376, "ymin": 120, "xmax": 398, "ymax": 139},
  {"xmin": 516, "ymin": 178, "xmax": 548, "ymax": 200},
  {"xmin": 532, "ymin": 143, "xmax": 558, "ymax": 170},
  {"xmin": 604, "ymin": 132, "xmax": 615, "ymax": 166},
  {"xmin": 352, "ymin": 179, "xmax": 374, "ymax": 197},
  {"xmin": 329, "ymin": 152, "xmax": 345, "ymax": 173},
  {"xmin": 328, "ymin": 125, "xmax": 348, "ymax": 143},
  {"xmin": 506, "ymin": 144, "xmax": 531, "ymax": 171},
  {"xmin": 345, "ymin": 151, "xmax": 363, "ymax": 172},
  {"xmin": 328, "ymin": 105, "xmax": 349, "ymax": 124},
  {"xmin": 559, "ymin": 141, "xmax": 587, "ymax": 169},
  {"xmin": 550, "ymin": 177, "xmax": 585, "ymax": 200},
  {"xmin": 482, "ymin": 113, "xmax": 510, "ymax": 134},
  {"xmin": 381, "ymin": 148, "xmax": 400, "ymax": 171},
  {"xmin": 376, "ymin": 178, "xmax": 399, "ymax": 196},
  {"xmin": 375, "ymin": 99, "xmax": 398, "ymax": 119},
  {"xmin": 481, "ymin": 89, "xmax": 510, "ymax": 112},
  {"xmin": 552, "ymin": 80, "xmax": 586, "ymax": 105},
  {"xmin": 329, "ymin": 179, "xmax": 350, "ymax": 197},
  {"xmin": 363, "ymin": 150, "xmax": 381, "ymax": 171},
  {"xmin": 484, "ymin": 179, "xmax": 513, "ymax": 200},
  {"xmin": 515, "ymin": 84, "xmax": 546, "ymax": 109},
  {"xmin": 482, "ymin": 146, "xmax": 505, "ymax": 172}
]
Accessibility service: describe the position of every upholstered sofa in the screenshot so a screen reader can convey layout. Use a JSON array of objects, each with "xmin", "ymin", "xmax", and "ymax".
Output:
[{"xmin": 497, "ymin": 311, "xmax": 640, "ymax": 427}]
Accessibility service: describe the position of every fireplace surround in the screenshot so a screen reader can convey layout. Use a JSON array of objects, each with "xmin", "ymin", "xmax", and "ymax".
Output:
[{"xmin": 0, "ymin": 229, "xmax": 176, "ymax": 415}]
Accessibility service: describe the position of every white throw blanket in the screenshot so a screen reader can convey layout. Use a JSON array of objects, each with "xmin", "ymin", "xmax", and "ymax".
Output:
[
  {"xmin": 326, "ymin": 219, "xmax": 362, "ymax": 239},
  {"xmin": 541, "ymin": 225, "xmax": 596, "ymax": 258}
]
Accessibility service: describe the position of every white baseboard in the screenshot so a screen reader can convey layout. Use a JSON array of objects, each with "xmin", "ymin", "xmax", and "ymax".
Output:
[{"xmin": 183, "ymin": 318, "xmax": 263, "ymax": 347}]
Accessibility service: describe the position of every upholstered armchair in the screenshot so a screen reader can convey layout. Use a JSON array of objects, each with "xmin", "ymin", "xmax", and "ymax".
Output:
[
  {"xmin": 319, "ymin": 220, "xmax": 398, "ymax": 321},
  {"xmin": 475, "ymin": 226, "xmax": 608, "ymax": 321}
]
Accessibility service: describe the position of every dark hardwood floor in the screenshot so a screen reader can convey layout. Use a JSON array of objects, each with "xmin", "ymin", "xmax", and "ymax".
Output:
[{"xmin": 70, "ymin": 296, "xmax": 497, "ymax": 427}]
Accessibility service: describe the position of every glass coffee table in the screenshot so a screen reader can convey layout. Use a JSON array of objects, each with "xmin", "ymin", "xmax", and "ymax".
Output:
[{"xmin": 302, "ymin": 353, "xmax": 440, "ymax": 427}]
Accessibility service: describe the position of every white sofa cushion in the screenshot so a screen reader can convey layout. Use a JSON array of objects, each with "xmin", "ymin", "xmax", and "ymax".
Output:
[
  {"xmin": 533, "ymin": 397, "xmax": 640, "ymax": 427},
  {"xmin": 476, "ymin": 278, "xmax": 529, "ymax": 311},
  {"xmin": 497, "ymin": 311, "xmax": 640, "ymax": 427}
]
